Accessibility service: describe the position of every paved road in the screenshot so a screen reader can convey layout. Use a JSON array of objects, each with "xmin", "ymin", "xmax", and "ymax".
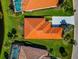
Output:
[{"xmin": 71, "ymin": 0, "xmax": 78, "ymax": 59}]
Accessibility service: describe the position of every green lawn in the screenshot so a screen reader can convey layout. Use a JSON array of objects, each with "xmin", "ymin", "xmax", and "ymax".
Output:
[
  {"xmin": 26, "ymin": 39, "xmax": 73, "ymax": 59},
  {"xmin": 0, "ymin": 0, "xmax": 22, "ymax": 59}
]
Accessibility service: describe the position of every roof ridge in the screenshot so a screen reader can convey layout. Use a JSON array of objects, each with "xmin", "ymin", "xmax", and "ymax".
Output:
[{"xmin": 20, "ymin": 47, "xmax": 27, "ymax": 59}]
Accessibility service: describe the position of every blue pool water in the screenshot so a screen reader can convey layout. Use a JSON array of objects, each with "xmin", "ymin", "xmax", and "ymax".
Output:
[
  {"xmin": 14, "ymin": 0, "xmax": 21, "ymax": 2},
  {"xmin": 15, "ymin": 3, "xmax": 21, "ymax": 11},
  {"xmin": 11, "ymin": 45, "xmax": 20, "ymax": 59},
  {"xmin": 13, "ymin": 0, "xmax": 22, "ymax": 12}
]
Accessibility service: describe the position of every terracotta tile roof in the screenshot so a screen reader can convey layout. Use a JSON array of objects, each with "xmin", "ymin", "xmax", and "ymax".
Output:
[
  {"xmin": 22, "ymin": 0, "xmax": 58, "ymax": 11},
  {"xmin": 24, "ymin": 17, "xmax": 63, "ymax": 39},
  {"xmin": 24, "ymin": 18, "xmax": 45, "ymax": 36}
]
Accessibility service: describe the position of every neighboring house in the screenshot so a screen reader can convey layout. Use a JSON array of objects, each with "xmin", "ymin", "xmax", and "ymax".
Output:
[
  {"xmin": 19, "ymin": 46, "xmax": 50, "ymax": 59},
  {"xmin": 10, "ymin": 44, "xmax": 52, "ymax": 59},
  {"xmin": 24, "ymin": 17, "xmax": 63, "ymax": 39},
  {"xmin": 22, "ymin": 0, "xmax": 59, "ymax": 11},
  {"xmin": 12, "ymin": 0, "xmax": 59, "ymax": 12}
]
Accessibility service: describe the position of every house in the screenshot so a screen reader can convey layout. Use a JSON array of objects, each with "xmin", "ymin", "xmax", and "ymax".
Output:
[
  {"xmin": 19, "ymin": 46, "xmax": 51, "ymax": 59},
  {"xmin": 24, "ymin": 17, "xmax": 63, "ymax": 39},
  {"xmin": 10, "ymin": 44, "xmax": 53, "ymax": 59},
  {"xmin": 22, "ymin": 0, "xmax": 59, "ymax": 11},
  {"xmin": 12, "ymin": 0, "xmax": 59, "ymax": 12}
]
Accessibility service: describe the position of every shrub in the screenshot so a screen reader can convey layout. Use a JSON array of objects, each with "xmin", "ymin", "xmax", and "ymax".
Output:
[
  {"xmin": 11, "ymin": 28, "xmax": 17, "ymax": 34},
  {"xmin": 4, "ymin": 52, "xmax": 8, "ymax": 59},
  {"xmin": 59, "ymin": 47, "xmax": 67, "ymax": 57},
  {"xmin": 8, "ymin": 32, "xmax": 13, "ymax": 39}
]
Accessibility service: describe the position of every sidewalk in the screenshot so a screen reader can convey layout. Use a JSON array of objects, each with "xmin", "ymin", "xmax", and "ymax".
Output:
[{"xmin": 71, "ymin": 0, "xmax": 78, "ymax": 59}]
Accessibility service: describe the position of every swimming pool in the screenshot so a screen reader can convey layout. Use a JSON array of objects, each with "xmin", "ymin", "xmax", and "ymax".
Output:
[
  {"xmin": 13, "ymin": 0, "xmax": 22, "ymax": 12},
  {"xmin": 11, "ymin": 45, "xmax": 20, "ymax": 59},
  {"xmin": 14, "ymin": 0, "xmax": 21, "ymax": 2}
]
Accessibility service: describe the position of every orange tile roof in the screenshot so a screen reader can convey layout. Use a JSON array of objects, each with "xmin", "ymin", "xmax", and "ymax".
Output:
[
  {"xmin": 22, "ymin": 0, "xmax": 58, "ymax": 11},
  {"xmin": 27, "ymin": 28, "xmax": 63, "ymax": 39},
  {"xmin": 24, "ymin": 18, "xmax": 45, "ymax": 36},
  {"xmin": 24, "ymin": 17, "xmax": 63, "ymax": 39}
]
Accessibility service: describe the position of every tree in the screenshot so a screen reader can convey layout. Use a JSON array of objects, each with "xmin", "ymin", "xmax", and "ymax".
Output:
[
  {"xmin": 4, "ymin": 52, "xmax": 8, "ymax": 59},
  {"xmin": 60, "ymin": 19, "xmax": 67, "ymax": 25},
  {"xmin": 58, "ymin": 0, "xmax": 64, "ymax": 5},
  {"xmin": 59, "ymin": 47, "xmax": 67, "ymax": 57},
  {"xmin": 60, "ymin": 19, "xmax": 68, "ymax": 29},
  {"xmin": 64, "ymin": 34, "xmax": 71, "ymax": 41},
  {"xmin": 8, "ymin": 28, "xmax": 18, "ymax": 39},
  {"xmin": 9, "ymin": 3, "xmax": 14, "ymax": 12},
  {"xmin": 8, "ymin": 32, "xmax": 13, "ymax": 39},
  {"xmin": 11, "ymin": 28, "xmax": 17, "ymax": 34},
  {"xmin": 69, "ymin": 39, "xmax": 76, "ymax": 45}
]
